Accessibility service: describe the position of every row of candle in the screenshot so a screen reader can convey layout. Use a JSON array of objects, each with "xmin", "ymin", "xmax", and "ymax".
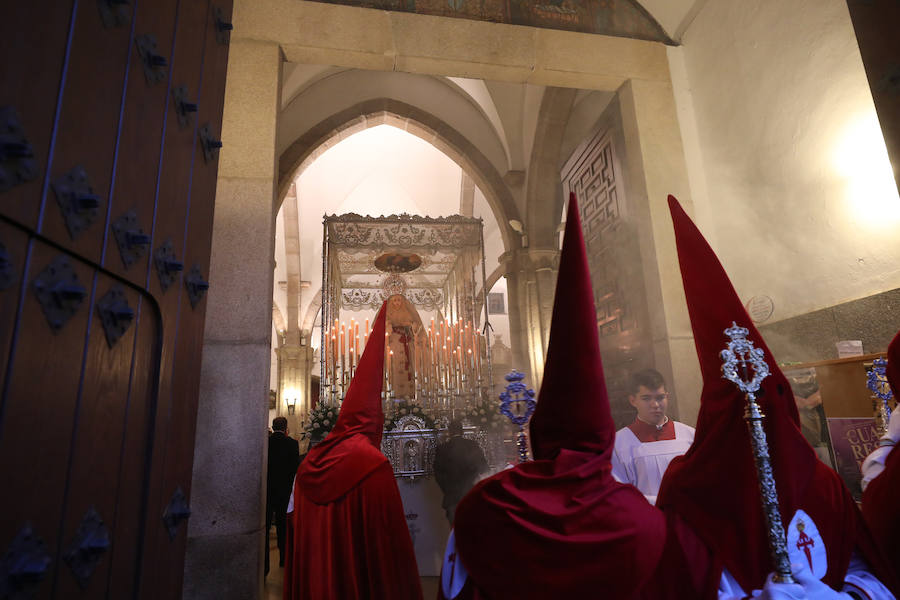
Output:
[
  {"xmin": 415, "ymin": 317, "xmax": 485, "ymax": 401},
  {"xmin": 322, "ymin": 315, "xmax": 487, "ymax": 402},
  {"xmin": 323, "ymin": 316, "xmax": 371, "ymax": 392}
]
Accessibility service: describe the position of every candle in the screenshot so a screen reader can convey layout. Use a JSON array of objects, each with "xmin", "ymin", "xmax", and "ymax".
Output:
[
  {"xmin": 331, "ymin": 334, "xmax": 337, "ymax": 383},
  {"xmin": 365, "ymin": 317, "xmax": 369, "ymax": 339},
  {"xmin": 388, "ymin": 350, "xmax": 394, "ymax": 389}
]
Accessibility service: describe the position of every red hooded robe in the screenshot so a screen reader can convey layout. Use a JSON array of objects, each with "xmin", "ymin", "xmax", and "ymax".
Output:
[
  {"xmin": 283, "ymin": 303, "xmax": 423, "ymax": 600},
  {"xmin": 861, "ymin": 331, "xmax": 900, "ymax": 578},
  {"xmin": 445, "ymin": 194, "xmax": 711, "ymax": 600},
  {"xmin": 656, "ymin": 195, "xmax": 897, "ymax": 596}
]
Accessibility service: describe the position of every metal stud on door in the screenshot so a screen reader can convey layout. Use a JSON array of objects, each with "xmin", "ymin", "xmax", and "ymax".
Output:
[
  {"xmin": 0, "ymin": 107, "xmax": 38, "ymax": 193},
  {"xmin": 111, "ymin": 210, "xmax": 151, "ymax": 268},
  {"xmin": 96, "ymin": 285, "xmax": 135, "ymax": 347},
  {"xmin": 0, "ymin": 524, "xmax": 52, "ymax": 599},
  {"xmin": 32, "ymin": 255, "xmax": 87, "ymax": 331},
  {"xmin": 51, "ymin": 166, "xmax": 101, "ymax": 240},
  {"xmin": 62, "ymin": 507, "xmax": 111, "ymax": 589}
]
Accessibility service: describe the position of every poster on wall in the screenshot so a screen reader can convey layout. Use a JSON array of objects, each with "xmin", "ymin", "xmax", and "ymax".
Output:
[
  {"xmin": 826, "ymin": 417, "xmax": 880, "ymax": 501},
  {"xmin": 783, "ymin": 367, "xmax": 834, "ymax": 468}
]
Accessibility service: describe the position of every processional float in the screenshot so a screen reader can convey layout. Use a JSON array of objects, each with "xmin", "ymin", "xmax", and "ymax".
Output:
[{"xmin": 318, "ymin": 213, "xmax": 508, "ymax": 479}]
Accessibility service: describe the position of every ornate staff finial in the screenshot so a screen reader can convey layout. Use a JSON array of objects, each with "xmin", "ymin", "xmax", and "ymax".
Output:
[
  {"xmin": 720, "ymin": 322, "xmax": 794, "ymax": 584},
  {"xmin": 499, "ymin": 370, "xmax": 536, "ymax": 463},
  {"xmin": 866, "ymin": 357, "xmax": 893, "ymax": 437}
]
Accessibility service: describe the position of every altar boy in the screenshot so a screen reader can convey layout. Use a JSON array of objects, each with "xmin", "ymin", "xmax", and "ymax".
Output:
[{"xmin": 611, "ymin": 368, "xmax": 694, "ymax": 504}]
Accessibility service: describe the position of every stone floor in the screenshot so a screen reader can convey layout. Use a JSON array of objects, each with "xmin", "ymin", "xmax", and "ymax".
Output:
[{"xmin": 264, "ymin": 531, "xmax": 439, "ymax": 598}]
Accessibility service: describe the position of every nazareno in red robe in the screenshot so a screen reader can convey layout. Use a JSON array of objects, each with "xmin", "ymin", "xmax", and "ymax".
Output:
[
  {"xmin": 283, "ymin": 304, "xmax": 423, "ymax": 600},
  {"xmin": 657, "ymin": 195, "xmax": 898, "ymax": 597},
  {"xmin": 861, "ymin": 330, "xmax": 900, "ymax": 584},
  {"xmin": 443, "ymin": 194, "xmax": 714, "ymax": 600}
]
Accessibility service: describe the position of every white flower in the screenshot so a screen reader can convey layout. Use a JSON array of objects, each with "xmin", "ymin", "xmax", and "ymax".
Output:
[{"xmin": 323, "ymin": 419, "xmax": 330, "ymax": 426}]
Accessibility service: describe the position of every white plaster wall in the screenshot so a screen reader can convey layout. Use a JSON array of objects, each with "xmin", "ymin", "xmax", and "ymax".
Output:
[{"xmin": 677, "ymin": 0, "xmax": 900, "ymax": 322}]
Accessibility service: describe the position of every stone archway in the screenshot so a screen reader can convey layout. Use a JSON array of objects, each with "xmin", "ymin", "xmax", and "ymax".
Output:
[
  {"xmin": 276, "ymin": 98, "xmax": 521, "ymax": 252},
  {"xmin": 272, "ymin": 100, "xmax": 521, "ymax": 433}
]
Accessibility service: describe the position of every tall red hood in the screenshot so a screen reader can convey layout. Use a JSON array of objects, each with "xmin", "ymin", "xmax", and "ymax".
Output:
[
  {"xmin": 455, "ymin": 193, "xmax": 665, "ymax": 599},
  {"xmin": 657, "ymin": 195, "xmax": 894, "ymax": 593},
  {"xmin": 529, "ymin": 193, "xmax": 616, "ymax": 460},
  {"xmin": 297, "ymin": 303, "xmax": 388, "ymax": 503}
]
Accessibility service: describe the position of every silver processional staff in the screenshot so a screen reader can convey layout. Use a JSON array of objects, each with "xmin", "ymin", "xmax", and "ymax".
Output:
[{"xmin": 720, "ymin": 322, "xmax": 794, "ymax": 584}]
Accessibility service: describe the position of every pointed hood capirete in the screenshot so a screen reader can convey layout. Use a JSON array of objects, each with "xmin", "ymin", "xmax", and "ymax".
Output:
[
  {"xmin": 453, "ymin": 193, "xmax": 666, "ymax": 599},
  {"xmin": 297, "ymin": 303, "xmax": 388, "ymax": 503},
  {"xmin": 657, "ymin": 195, "xmax": 895, "ymax": 594},
  {"xmin": 529, "ymin": 193, "xmax": 616, "ymax": 461}
]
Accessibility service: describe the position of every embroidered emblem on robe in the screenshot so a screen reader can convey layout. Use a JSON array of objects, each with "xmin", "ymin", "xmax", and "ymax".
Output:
[
  {"xmin": 787, "ymin": 509, "xmax": 827, "ymax": 579},
  {"xmin": 442, "ymin": 530, "xmax": 469, "ymax": 598}
]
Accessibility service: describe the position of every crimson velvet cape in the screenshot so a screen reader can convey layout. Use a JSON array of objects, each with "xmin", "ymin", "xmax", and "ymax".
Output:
[
  {"xmin": 445, "ymin": 194, "xmax": 712, "ymax": 600},
  {"xmin": 284, "ymin": 435, "xmax": 421, "ymax": 600},
  {"xmin": 283, "ymin": 304, "xmax": 422, "ymax": 600}
]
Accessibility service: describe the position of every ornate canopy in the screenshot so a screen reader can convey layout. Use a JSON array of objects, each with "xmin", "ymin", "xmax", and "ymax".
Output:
[{"xmin": 323, "ymin": 213, "xmax": 486, "ymax": 313}]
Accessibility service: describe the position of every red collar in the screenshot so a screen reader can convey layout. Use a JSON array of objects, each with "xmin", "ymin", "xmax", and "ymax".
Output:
[{"xmin": 627, "ymin": 417, "xmax": 675, "ymax": 442}]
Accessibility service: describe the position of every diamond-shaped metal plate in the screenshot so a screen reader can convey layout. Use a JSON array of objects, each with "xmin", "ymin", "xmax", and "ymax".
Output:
[
  {"xmin": 198, "ymin": 124, "xmax": 222, "ymax": 163},
  {"xmin": 135, "ymin": 34, "xmax": 167, "ymax": 85},
  {"xmin": 185, "ymin": 265, "xmax": 209, "ymax": 309},
  {"xmin": 97, "ymin": 0, "xmax": 131, "ymax": 28},
  {"xmin": 96, "ymin": 285, "xmax": 134, "ymax": 348},
  {"xmin": 32, "ymin": 256, "xmax": 86, "ymax": 332},
  {"xmin": 172, "ymin": 85, "xmax": 198, "ymax": 129},
  {"xmin": 0, "ymin": 106, "xmax": 39, "ymax": 193},
  {"xmin": 163, "ymin": 487, "xmax": 191, "ymax": 541},
  {"xmin": 111, "ymin": 210, "xmax": 150, "ymax": 269},
  {"xmin": 0, "ymin": 241, "xmax": 16, "ymax": 291},
  {"xmin": 153, "ymin": 240, "xmax": 183, "ymax": 292},
  {"xmin": 0, "ymin": 523, "xmax": 52, "ymax": 600},
  {"xmin": 214, "ymin": 6, "xmax": 233, "ymax": 45},
  {"xmin": 52, "ymin": 165, "xmax": 101, "ymax": 240},
  {"xmin": 63, "ymin": 507, "xmax": 110, "ymax": 589}
]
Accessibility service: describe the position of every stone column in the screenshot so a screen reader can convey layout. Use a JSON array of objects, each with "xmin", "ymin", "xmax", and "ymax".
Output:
[
  {"xmin": 500, "ymin": 247, "xmax": 558, "ymax": 390},
  {"xmin": 617, "ymin": 78, "xmax": 702, "ymax": 425},
  {"xmin": 184, "ymin": 39, "xmax": 281, "ymax": 600}
]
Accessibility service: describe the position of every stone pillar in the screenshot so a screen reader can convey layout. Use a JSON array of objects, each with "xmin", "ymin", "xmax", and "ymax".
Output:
[
  {"xmin": 184, "ymin": 39, "xmax": 281, "ymax": 600},
  {"xmin": 617, "ymin": 78, "xmax": 702, "ymax": 425},
  {"xmin": 459, "ymin": 171, "xmax": 475, "ymax": 216},
  {"xmin": 500, "ymin": 248, "xmax": 558, "ymax": 390}
]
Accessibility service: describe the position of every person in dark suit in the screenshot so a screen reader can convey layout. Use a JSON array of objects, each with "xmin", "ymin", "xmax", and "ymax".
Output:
[
  {"xmin": 266, "ymin": 416, "xmax": 300, "ymax": 575},
  {"xmin": 433, "ymin": 420, "xmax": 487, "ymax": 524}
]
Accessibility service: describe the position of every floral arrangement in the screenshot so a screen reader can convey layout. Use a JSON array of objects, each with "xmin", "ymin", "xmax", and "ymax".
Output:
[
  {"xmin": 384, "ymin": 400, "xmax": 435, "ymax": 431},
  {"xmin": 305, "ymin": 403, "xmax": 339, "ymax": 444},
  {"xmin": 464, "ymin": 398, "xmax": 507, "ymax": 432}
]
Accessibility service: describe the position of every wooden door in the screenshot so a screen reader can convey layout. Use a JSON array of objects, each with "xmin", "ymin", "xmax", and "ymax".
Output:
[{"xmin": 0, "ymin": 2, "xmax": 232, "ymax": 598}]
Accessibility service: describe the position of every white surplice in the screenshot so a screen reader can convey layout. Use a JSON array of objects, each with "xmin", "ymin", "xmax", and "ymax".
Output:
[{"xmin": 610, "ymin": 420, "xmax": 694, "ymax": 504}]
